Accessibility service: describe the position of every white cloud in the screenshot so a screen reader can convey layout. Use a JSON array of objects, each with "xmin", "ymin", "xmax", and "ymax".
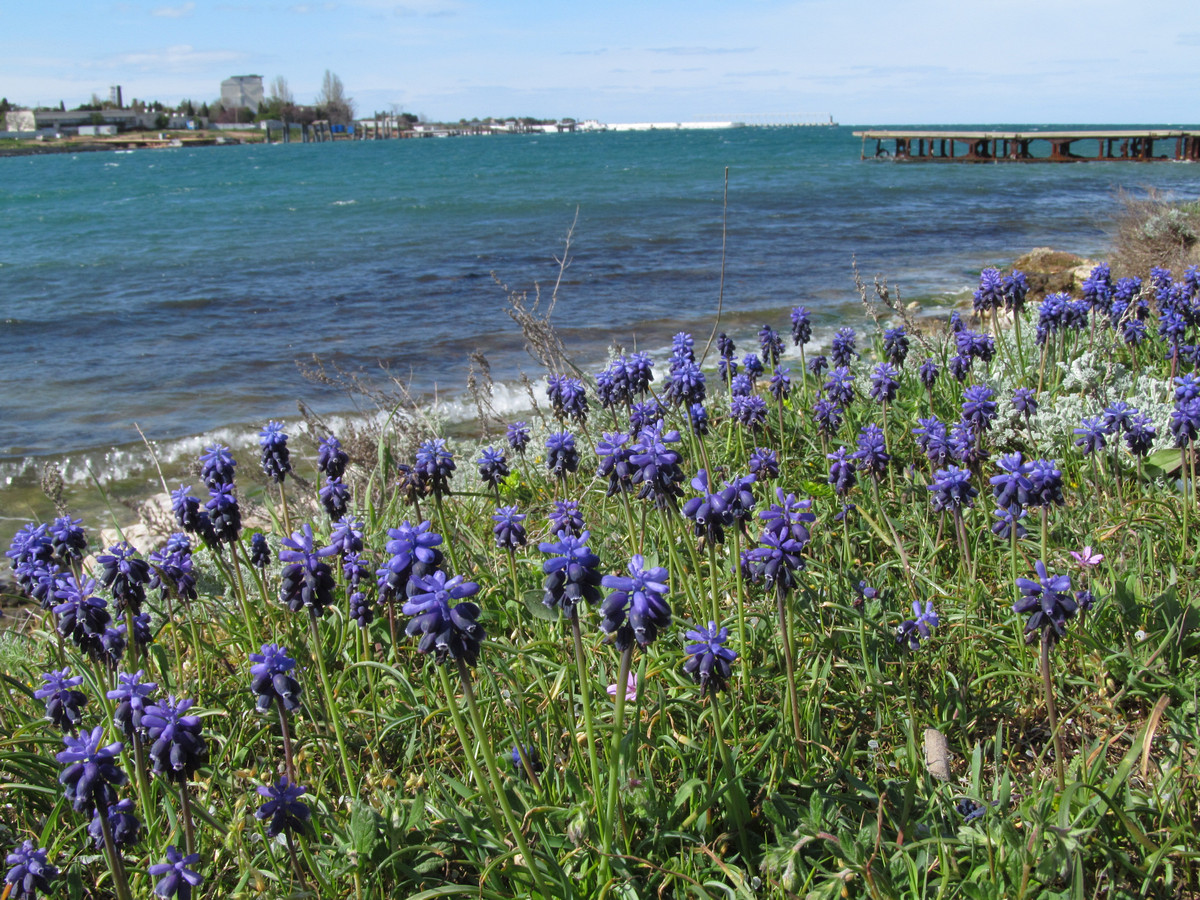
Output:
[
  {"xmin": 152, "ymin": 2, "xmax": 196, "ymax": 18},
  {"xmin": 89, "ymin": 44, "xmax": 246, "ymax": 73}
]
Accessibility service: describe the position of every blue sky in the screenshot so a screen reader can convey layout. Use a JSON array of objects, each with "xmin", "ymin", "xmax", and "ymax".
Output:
[{"xmin": 5, "ymin": 0, "xmax": 1199, "ymax": 124}]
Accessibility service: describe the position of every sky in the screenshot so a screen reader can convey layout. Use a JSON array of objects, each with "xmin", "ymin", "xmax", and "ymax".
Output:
[{"xmin": 4, "ymin": 0, "xmax": 1199, "ymax": 125}]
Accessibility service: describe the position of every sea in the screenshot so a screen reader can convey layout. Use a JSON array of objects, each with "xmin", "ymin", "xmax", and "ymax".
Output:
[{"xmin": 2, "ymin": 123, "xmax": 1199, "ymax": 534}]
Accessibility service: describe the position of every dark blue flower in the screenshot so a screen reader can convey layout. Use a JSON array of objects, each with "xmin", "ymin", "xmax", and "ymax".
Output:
[
  {"xmin": 595, "ymin": 432, "xmax": 634, "ymax": 497},
  {"xmin": 790, "ymin": 306, "xmax": 812, "ymax": 346},
  {"xmin": 349, "ymin": 590, "xmax": 373, "ymax": 628},
  {"xmin": 403, "ymin": 570, "xmax": 486, "ymax": 665},
  {"xmin": 824, "ymin": 366, "xmax": 855, "ymax": 407},
  {"xmin": 672, "ymin": 331, "xmax": 696, "ymax": 362},
  {"xmin": 812, "ymin": 398, "xmax": 843, "ymax": 438},
  {"xmin": 148, "ymin": 846, "xmax": 202, "ymax": 900},
  {"xmin": 56, "ymin": 725, "xmax": 126, "ymax": 812},
  {"xmin": 831, "ymin": 327, "xmax": 858, "ymax": 367},
  {"xmin": 718, "ymin": 356, "xmax": 739, "ymax": 383},
  {"xmin": 896, "ymin": 600, "xmax": 938, "ymax": 650},
  {"xmin": 747, "ymin": 531, "xmax": 806, "ymax": 596},
  {"xmin": 948, "ymin": 354, "xmax": 973, "ymax": 382},
  {"xmin": 199, "ymin": 443, "xmax": 237, "ymax": 489},
  {"xmin": 1082, "ymin": 263, "xmax": 1113, "ymax": 314},
  {"xmin": 682, "ymin": 470, "xmax": 731, "ymax": 545},
  {"xmin": 758, "ymin": 488, "xmax": 815, "ymax": 545},
  {"xmin": 913, "ymin": 416, "xmax": 951, "ymax": 468},
  {"xmin": 990, "ymin": 453, "xmax": 1032, "ymax": 508},
  {"xmin": 869, "ymin": 362, "xmax": 899, "ymax": 404},
  {"xmin": 97, "ymin": 542, "xmax": 151, "ymax": 615},
  {"xmin": 664, "ymin": 358, "xmax": 707, "ymax": 408},
  {"xmin": 376, "ymin": 520, "xmax": 444, "ymax": 604},
  {"xmin": 950, "ymin": 419, "xmax": 986, "ymax": 468},
  {"xmin": 629, "ymin": 399, "xmax": 666, "ymax": 432},
  {"xmin": 259, "ymin": 421, "xmax": 292, "ymax": 483},
  {"xmin": 5, "ymin": 840, "xmax": 57, "ymax": 900},
  {"xmin": 545, "ymin": 431, "xmax": 580, "ymax": 479},
  {"xmin": 506, "ymin": 421, "xmax": 531, "ymax": 454},
  {"xmin": 141, "ymin": 695, "xmax": 207, "ymax": 782},
  {"xmin": 852, "ymin": 423, "xmax": 890, "ymax": 478},
  {"xmin": 1014, "ymin": 560, "xmax": 1076, "ymax": 643},
  {"xmin": 1012, "ymin": 387, "xmax": 1038, "ymax": 420},
  {"xmin": 918, "ymin": 357, "xmax": 939, "ymax": 389},
  {"xmin": 1102, "ymin": 401, "xmax": 1135, "ymax": 435},
  {"xmin": 827, "ymin": 446, "xmax": 857, "ymax": 495},
  {"xmin": 730, "ymin": 393, "xmax": 768, "ymax": 430},
  {"xmin": 600, "ymin": 555, "xmax": 672, "ymax": 650},
  {"xmin": 53, "ymin": 576, "xmax": 111, "ymax": 657},
  {"xmin": 279, "ymin": 524, "xmax": 338, "ymax": 616},
  {"xmin": 256, "ymin": 777, "xmax": 311, "ymax": 838},
  {"xmin": 149, "ymin": 534, "xmax": 197, "ymax": 602},
  {"xmin": 48, "ymin": 516, "xmax": 87, "ymax": 563},
  {"xmin": 492, "ymin": 505, "xmax": 528, "ymax": 551},
  {"xmin": 883, "ymin": 327, "xmax": 909, "ymax": 367},
  {"xmin": 928, "ymin": 466, "xmax": 977, "ymax": 513},
  {"xmin": 317, "ymin": 434, "xmax": 349, "ymax": 480},
  {"xmin": 1027, "ymin": 459, "xmax": 1064, "ymax": 508},
  {"xmin": 1073, "ymin": 416, "xmax": 1107, "ymax": 455},
  {"xmin": 249, "ymin": 643, "xmax": 302, "ymax": 713},
  {"xmin": 758, "ymin": 325, "xmax": 784, "ymax": 366},
  {"xmin": 249, "ymin": 532, "xmax": 272, "ymax": 568},
  {"xmin": 1003, "ymin": 270, "xmax": 1029, "ymax": 312},
  {"xmin": 329, "ymin": 516, "xmax": 364, "ymax": 557},
  {"xmin": 35, "ymin": 667, "xmax": 88, "ymax": 731},
  {"xmin": 973, "ymin": 267, "xmax": 1004, "ymax": 314},
  {"xmin": 511, "ymin": 744, "xmax": 544, "ymax": 778},
  {"xmin": 88, "ymin": 798, "xmax": 141, "ymax": 850},
  {"xmin": 742, "ymin": 353, "xmax": 764, "ymax": 381},
  {"xmin": 961, "ymin": 384, "xmax": 997, "ymax": 433},
  {"xmin": 717, "ymin": 332, "xmax": 736, "ymax": 359},
  {"xmin": 807, "ymin": 354, "xmax": 828, "ymax": 377},
  {"xmin": 1124, "ymin": 413, "xmax": 1157, "ymax": 457},
  {"xmin": 720, "ymin": 473, "xmax": 758, "ymax": 531},
  {"xmin": 414, "ymin": 438, "xmax": 456, "ymax": 497},
  {"xmin": 169, "ymin": 485, "xmax": 206, "ymax": 536},
  {"xmin": 768, "ymin": 366, "xmax": 791, "ymax": 402},
  {"xmin": 1170, "ymin": 398, "xmax": 1200, "ymax": 448},
  {"xmin": 683, "ymin": 621, "xmax": 737, "ymax": 695},
  {"xmin": 991, "ymin": 504, "xmax": 1028, "ymax": 541},
  {"xmin": 547, "ymin": 500, "xmax": 585, "ymax": 538},
  {"xmin": 539, "ymin": 530, "xmax": 603, "ymax": 613},
  {"xmin": 107, "ymin": 669, "xmax": 158, "ymax": 738},
  {"xmin": 629, "ymin": 423, "xmax": 684, "ymax": 509},
  {"xmin": 319, "ymin": 477, "xmax": 351, "ymax": 520},
  {"xmin": 730, "ymin": 372, "xmax": 754, "ymax": 397},
  {"xmin": 748, "ymin": 447, "xmax": 780, "ymax": 480},
  {"xmin": 546, "ymin": 375, "xmax": 589, "ymax": 425},
  {"xmin": 206, "ymin": 483, "xmax": 243, "ymax": 544},
  {"xmin": 688, "ymin": 402, "xmax": 709, "ymax": 436}
]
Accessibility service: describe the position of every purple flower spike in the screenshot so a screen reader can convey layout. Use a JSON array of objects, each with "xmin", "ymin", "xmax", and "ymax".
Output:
[
  {"xmin": 683, "ymin": 621, "xmax": 737, "ymax": 695},
  {"xmin": 896, "ymin": 600, "xmax": 938, "ymax": 650},
  {"xmin": 5, "ymin": 840, "xmax": 57, "ymax": 900},
  {"xmin": 56, "ymin": 726, "xmax": 126, "ymax": 812},
  {"xmin": 600, "ymin": 555, "xmax": 672, "ymax": 650},
  {"xmin": 402, "ymin": 570, "xmax": 486, "ymax": 665},
  {"xmin": 1014, "ymin": 560, "xmax": 1076, "ymax": 644},
  {"xmin": 148, "ymin": 845, "xmax": 203, "ymax": 900},
  {"xmin": 259, "ymin": 421, "xmax": 292, "ymax": 483},
  {"xmin": 256, "ymin": 776, "xmax": 312, "ymax": 838}
]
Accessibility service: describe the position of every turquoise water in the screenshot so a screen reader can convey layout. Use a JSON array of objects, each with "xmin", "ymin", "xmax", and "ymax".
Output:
[{"xmin": 2, "ymin": 124, "xmax": 1198, "ymax": 486}]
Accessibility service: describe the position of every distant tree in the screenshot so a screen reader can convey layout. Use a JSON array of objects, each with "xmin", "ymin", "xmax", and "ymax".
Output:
[
  {"xmin": 315, "ymin": 70, "xmax": 354, "ymax": 125},
  {"xmin": 198, "ymin": 102, "xmax": 210, "ymax": 118},
  {"xmin": 155, "ymin": 113, "xmax": 169, "ymax": 129},
  {"xmin": 259, "ymin": 75, "xmax": 297, "ymax": 123},
  {"xmin": 59, "ymin": 100, "xmax": 65, "ymax": 111},
  {"xmin": 182, "ymin": 99, "xmax": 196, "ymax": 116}
]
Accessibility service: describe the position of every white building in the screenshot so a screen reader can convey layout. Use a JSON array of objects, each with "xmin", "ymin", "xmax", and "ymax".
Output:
[{"xmin": 220, "ymin": 75, "xmax": 264, "ymax": 110}]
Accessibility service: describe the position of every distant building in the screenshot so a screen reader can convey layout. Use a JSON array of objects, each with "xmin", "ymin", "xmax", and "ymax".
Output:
[
  {"xmin": 4, "ymin": 108, "xmax": 159, "ymax": 134},
  {"xmin": 220, "ymin": 75, "xmax": 264, "ymax": 110},
  {"xmin": 109, "ymin": 85, "xmax": 123, "ymax": 108}
]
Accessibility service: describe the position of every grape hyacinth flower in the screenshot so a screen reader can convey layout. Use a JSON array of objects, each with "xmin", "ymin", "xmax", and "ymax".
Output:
[
  {"xmin": 830, "ymin": 327, "xmax": 858, "ymax": 367},
  {"xmin": 256, "ymin": 777, "xmax": 312, "ymax": 838},
  {"xmin": 150, "ymin": 533, "xmax": 197, "ymax": 602},
  {"xmin": 319, "ymin": 477, "xmax": 351, "ymax": 520},
  {"xmin": 812, "ymin": 398, "xmax": 843, "ymax": 439},
  {"xmin": 717, "ymin": 332, "xmax": 736, "ymax": 359},
  {"xmin": 807, "ymin": 354, "xmax": 828, "ymax": 378},
  {"xmin": 329, "ymin": 515, "xmax": 364, "ymax": 557},
  {"xmin": 896, "ymin": 600, "xmax": 938, "ymax": 650},
  {"xmin": 199, "ymin": 444, "xmax": 237, "ymax": 489},
  {"xmin": 540, "ymin": 530, "xmax": 603, "ymax": 613},
  {"xmin": 748, "ymin": 446, "xmax": 780, "ymax": 480},
  {"xmin": 730, "ymin": 393, "xmax": 768, "ymax": 430},
  {"xmin": 259, "ymin": 421, "xmax": 292, "ymax": 483},
  {"xmin": 1027, "ymin": 459, "xmax": 1065, "ymax": 508},
  {"xmin": 991, "ymin": 504, "xmax": 1028, "ymax": 541},
  {"xmin": 742, "ymin": 352, "xmax": 764, "ymax": 381},
  {"xmin": 961, "ymin": 384, "xmax": 998, "ymax": 433},
  {"xmin": 1012, "ymin": 387, "xmax": 1038, "ymax": 422},
  {"xmin": 596, "ymin": 432, "xmax": 634, "ymax": 496},
  {"xmin": 1102, "ymin": 400, "xmax": 1136, "ymax": 436},
  {"xmin": 869, "ymin": 363, "xmax": 899, "ymax": 405},
  {"xmin": 506, "ymin": 421, "xmax": 531, "ymax": 454},
  {"xmin": 108, "ymin": 669, "xmax": 158, "ymax": 738},
  {"xmin": 1074, "ymin": 416, "xmax": 1107, "ymax": 455},
  {"xmin": 600, "ymin": 555, "xmax": 672, "ymax": 650},
  {"xmin": 1003, "ymin": 269, "xmax": 1029, "ymax": 312},
  {"xmin": 827, "ymin": 446, "xmax": 858, "ymax": 495},
  {"xmin": 721, "ymin": 473, "xmax": 758, "ymax": 534},
  {"xmin": 682, "ymin": 621, "xmax": 737, "ymax": 695},
  {"xmin": 1124, "ymin": 413, "xmax": 1157, "ymax": 457},
  {"xmin": 376, "ymin": 520, "xmax": 443, "ymax": 604},
  {"xmin": 279, "ymin": 524, "xmax": 338, "ymax": 617},
  {"xmin": 747, "ymin": 531, "xmax": 807, "ymax": 596},
  {"xmin": 950, "ymin": 419, "xmax": 987, "ymax": 468},
  {"xmin": 729, "ymin": 372, "xmax": 754, "ymax": 397},
  {"xmin": 664, "ymin": 358, "xmax": 706, "ymax": 408},
  {"xmin": 4, "ymin": 841, "xmax": 57, "ymax": 900},
  {"xmin": 35, "ymin": 667, "xmax": 88, "ymax": 731},
  {"xmin": 824, "ymin": 366, "xmax": 856, "ymax": 407},
  {"xmin": 142, "ymin": 695, "xmax": 207, "ymax": 782},
  {"xmin": 97, "ymin": 542, "xmax": 151, "ymax": 615},
  {"xmin": 250, "ymin": 644, "xmax": 302, "ymax": 713},
  {"xmin": 918, "ymin": 357, "xmax": 940, "ymax": 390},
  {"xmin": 973, "ymin": 267, "xmax": 1004, "ymax": 314},
  {"xmin": 913, "ymin": 417, "xmax": 952, "ymax": 468},
  {"xmin": 629, "ymin": 399, "xmax": 666, "ymax": 432},
  {"xmin": 768, "ymin": 366, "xmax": 791, "ymax": 402},
  {"xmin": 403, "ymin": 570, "xmax": 486, "ymax": 665},
  {"xmin": 544, "ymin": 431, "xmax": 580, "ymax": 480},
  {"xmin": 682, "ymin": 470, "xmax": 732, "ymax": 545},
  {"xmin": 249, "ymin": 532, "xmax": 272, "ymax": 568},
  {"xmin": 169, "ymin": 485, "xmax": 204, "ymax": 534},
  {"xmin": 511, "ymin": 744, "xmax": 544, "ymax": 778},
  {"xmin": 1014, "ymin": 560, "xmax": 1076, "ymax": 643},
  {"xmin": 759, "ymin": 488, "xmax": 816, "ymax": 545},
  {"xmin": 492, "ymin": 505, "xmax": 528, "ymax": 551},
  {"xmin": 688, "ymin": 402, "xmax": 709, "ymax": 436},
  {"xmin": 990, "ymin": 453, "xmax": 1032, "ymax": 508},
  {"xmin": 56, "ymin": 725, "xmax": 126, "ymax": 812},
  {"xmin": 546, "ymin": 375, "xmax": 589, "ymax": 425},
  {"xmin": 791, "ymin": 306, "xmax": 812, "ymax": 346},
  {"xmin": 547, "ymin": 499, "xmax": 585, "ymax": 538},
  {"xmin": 852, "ymin": 423, "xmax": 890, "ymax": 479},
  {"xmin": 759, "ymin": 324, "xmax": 784, "ymax": 366},
  {"xmin": 317, "ymin": 435, "xmax": 348, "ymax": 480},
  {"xmin": 53, "ymin": 576, "xmax": 111, "ymax": 657},
  {"xmin": 672, "ymin": 331, "xmax": 696, "ymax": 362},
  {"xmin": 88, "ymin": 798, "xmax": 141, "ymax": 850},
  {"xmin": 717, "ymin": 355, "xmax": 739, "ymax": 384},
  {"xmin": 1169, "ymin": 398, "xmax": 1200, "ymax": 448},
  {"xmin": 206, "ymin": 483, "xmax": 243, "ymax": 544},
  {"xmin": 883, "ymin": 327, "xmax": 909, "ymax": 367},
  {"xmin": 629, "ymin": 423, "xmax": 685, "ymax": 509},
  {"xmin": 149, "ymin": 846, "xmax": 202, "ymax": 900},
  {"xmin": 414, "ymin": 438, "xmax": 456, "ymax": 497},
  {"xmin": 928, "ymin": 466, "xmax": 977, "ymax": 513},
  {"xmin": 948, "ymin": 354, "xmax": 973, "ymax": 382},
  {"xmin": 49, "ymin": 515, "xmax": 87, "ymax": 564}
]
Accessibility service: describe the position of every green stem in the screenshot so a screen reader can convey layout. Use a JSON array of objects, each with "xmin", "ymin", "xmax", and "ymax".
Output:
[
  {"xmin": 433, "ymin": 664, "xmax": 505, "ymax": 837},
  {"xmin": 709, "ymin": 691, "xmax": 753, "ymax": 861},
  {"xmin": 569, "ymin": 610, "xmax": 604, "ymax": 813},
  {"xmin": 1041, "ymin": 631, "xmax": 1066, "ymax": 791},
  {"xmin": 97, "ymin": 803, "xmax": 135, "ymax": 900},
  {"xmin": 307, "ymin": 610, "xmax": 357, "ymax": 798},
  {"xmin": 775, "ymin": 587, "xmax": 805, "ymax": 754},
  {"xmin": 602, "ymin": 645, "xmax": 634, "ymax": 879}
]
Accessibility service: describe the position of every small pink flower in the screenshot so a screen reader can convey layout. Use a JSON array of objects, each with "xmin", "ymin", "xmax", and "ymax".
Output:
[
  {"xmin": 1070, "ymin": 545, "xmax": 1104, "ymax": 567},
  {"xmin": 607, "ymin": 671, "xmax": 638, "ymax": 701}
]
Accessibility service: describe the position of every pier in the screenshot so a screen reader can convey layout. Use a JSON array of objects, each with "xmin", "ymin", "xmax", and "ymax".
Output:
[{"xmin": 854, "ymin": 129, "xmax": 1200, "ymax": 162}]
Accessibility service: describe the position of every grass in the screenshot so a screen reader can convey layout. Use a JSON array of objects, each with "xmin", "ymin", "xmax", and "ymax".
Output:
[{"xmin": 2, "ymin": 254, "xmax": 1200, "ymax": 899}]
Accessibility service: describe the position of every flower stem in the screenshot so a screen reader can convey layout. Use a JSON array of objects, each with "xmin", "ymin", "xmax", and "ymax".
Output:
[
  {"xmin": 775, "ymin": 587, "xmax": 805, "ymax": 755},
  {"xmin": 709, "ymin": 691, "xmax": 753, "ymax": 861},
  {"xmin": 569, "ymin": 609, "xmax": 604, "ymax": 812},
  {"xmin": 1040, "ymin": 631, "xmax": 1066, "ymax": 791},
  {"xmin": 307, "ymin": 610, "xmax": 357, "ymax": 799},
  {"xmin": 602, "ymin": 645, "xmax": 633, "ymax": 879},
  {"xmin": 433, "ymin": 664, "xmax": 505, "ymax": 837},
  {"xmin": 97, "ymin": 803, "xmax": 134, "ymax": 900}
]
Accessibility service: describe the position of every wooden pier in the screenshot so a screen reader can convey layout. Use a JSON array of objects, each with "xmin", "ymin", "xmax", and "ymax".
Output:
[{"xmin": 854, "ymin": 129, "xmax": 1200, "ymax": 162}]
